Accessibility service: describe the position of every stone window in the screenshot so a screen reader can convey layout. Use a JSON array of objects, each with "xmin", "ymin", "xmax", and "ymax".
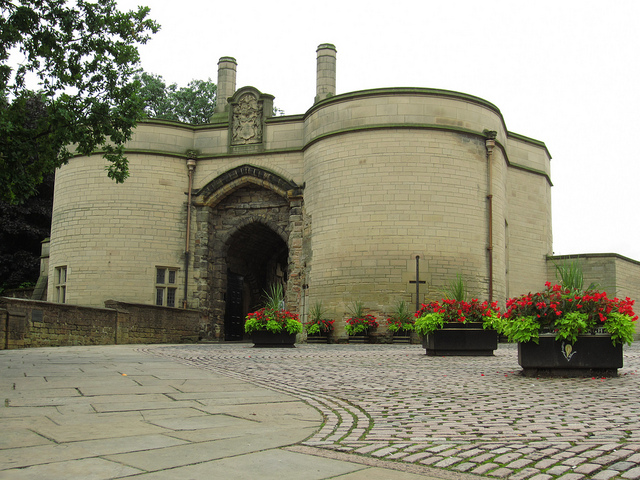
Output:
[
  {"xmin": 155, "ymin": 267, "xmax": 178, "ymax": 307},
  {"xmin": 55, "ymin": 266, "xmax": 67, "ymax": 303}
]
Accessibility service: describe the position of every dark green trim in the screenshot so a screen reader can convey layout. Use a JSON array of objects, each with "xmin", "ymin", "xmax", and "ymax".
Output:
[
  {"xmin": 265, "ymin": 114, "xmax": 305, "ymax": 124},
  {"xmin": 508, "ymin": 131, "xmax": 552, "ymax": 160},
  {"xmin": 77, "ymin": 147, "xmax": 302, "ymax": 161},
  {"xmin": 303, "ymin": 123, "xmax": 481, "ymax": 150},
  {"xmin": 306, "ymin": 87, "xmax": 503, "ymax": 117},
  {"xmin": 137, "ymin": 118, "xmax": 228, "ymax": 131},
  {"xmin": 81, "ymin": 123, "xmax": 552, "ymax": 185},
  {"xmin": 508, "ymin": 161, "xmax": 553, "ymax": 186},
  {"xmin": 302, "ymin": 123, "xmax": 553, "ymax": 186}
]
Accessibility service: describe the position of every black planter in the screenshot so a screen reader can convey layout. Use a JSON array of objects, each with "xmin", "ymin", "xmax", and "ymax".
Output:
[
  {"xmin": 518, "ymin": 334, "xmax": 623, "ymax": 377},
  {"xmin": 307, "ymin": 331, "xmax": 331, "ymax": 344},
  {"xmin": 392, "ymin": 329, "xmax": 413, "ymax": 344},
  {"xmin": 423, "ymin": 322, "xmax": 498, "ymax": 356},
  {"xmin": 348, "ymin": 329, "xmax": 370, "ymax": 343},
  {"xmin": 251, "ymin": 331, "xmax": 297, "ymax": 348}
]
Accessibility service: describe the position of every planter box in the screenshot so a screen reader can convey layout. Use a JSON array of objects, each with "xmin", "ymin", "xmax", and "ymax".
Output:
[
  {"xmin": 392, "ymin": 330, "xmax": 418, "ymax": 344},
  {"xmin": 518, "ymin": 334, "xmax": 623, "ymax": 377},
  {"xmin": 307, "ymin": 332, "xmax": 331, "ymax": 344},
  {"xmin": 251, "ymin": 331, "xmax": 296, "ymax": 348},
  {"xmin": 423, "ymin": 322, "xmax": 498, "ymax": 356}
]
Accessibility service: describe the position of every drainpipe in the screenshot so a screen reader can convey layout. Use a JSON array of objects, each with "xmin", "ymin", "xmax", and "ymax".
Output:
[
  {"xmin": 183, "ymin": 153, "xmax": 197, "ymax": 309},
  {"xmin": 484, "ymin": 130, "xmax": 497, "ymax": 303}
]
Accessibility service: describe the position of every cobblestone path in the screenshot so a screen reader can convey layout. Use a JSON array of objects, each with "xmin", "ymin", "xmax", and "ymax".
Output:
[{"xmin": 147, "ymin": 343, "xmax": 640, "ymax": 480}]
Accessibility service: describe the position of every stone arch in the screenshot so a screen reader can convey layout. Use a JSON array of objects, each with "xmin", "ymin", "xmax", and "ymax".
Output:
[
  {"xmin": 192, "ymin": 164, "xmax": 304, "ymax": 341},
  {"xmin": 195, "ymin": 164, "xmax": 302, "ymax": 207}
]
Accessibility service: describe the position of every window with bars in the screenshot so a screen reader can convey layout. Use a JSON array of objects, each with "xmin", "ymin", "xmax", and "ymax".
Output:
[
  {"xmin": 155, "ymin": 267, "xmax": 178, "ymax": 307},
  {"xmin": 55, "ymin": 266, "xmax": 67, "ymax": 303}
]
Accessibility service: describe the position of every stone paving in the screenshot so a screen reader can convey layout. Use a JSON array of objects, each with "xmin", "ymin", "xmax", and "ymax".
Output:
[{"xmin": 148, "ymin": 342, "xmax": 640, "ymax": 480}]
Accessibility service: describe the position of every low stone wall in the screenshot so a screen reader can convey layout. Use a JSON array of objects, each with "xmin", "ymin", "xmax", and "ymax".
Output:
[{"xmin": 0, "ymin": 297, "xmax": 210, "ymax": 349}]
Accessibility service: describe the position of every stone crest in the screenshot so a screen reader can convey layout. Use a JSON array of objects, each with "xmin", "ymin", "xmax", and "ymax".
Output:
[{"xmin": 231, "ymin": 91, "xmax": 263, "ymax": 145}]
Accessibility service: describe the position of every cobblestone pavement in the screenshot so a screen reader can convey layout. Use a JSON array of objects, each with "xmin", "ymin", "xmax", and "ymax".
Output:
[{"xmin": 147, "ymin": 343, "xmax": 640, "ymax": 480}]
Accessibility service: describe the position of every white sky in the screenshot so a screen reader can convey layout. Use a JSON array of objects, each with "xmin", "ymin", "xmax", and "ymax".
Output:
[{"xmin": 118, "ymin": 0, "xmax": 640, "ymax": 261}]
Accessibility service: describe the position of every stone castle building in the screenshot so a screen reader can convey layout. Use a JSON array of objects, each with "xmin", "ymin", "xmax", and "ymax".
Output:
[{"xmin": 46, "ymin": 44, "xmax": 639, "ymax": 340}]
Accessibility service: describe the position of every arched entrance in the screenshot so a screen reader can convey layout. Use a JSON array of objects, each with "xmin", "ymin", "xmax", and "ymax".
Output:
[
  {"xmin": 191, "ymin": 164, "xmax": 305, "ymax": 341},
  {"xmin": 224, "ymin": 221, "xmax": 289, "ymax": 340}
]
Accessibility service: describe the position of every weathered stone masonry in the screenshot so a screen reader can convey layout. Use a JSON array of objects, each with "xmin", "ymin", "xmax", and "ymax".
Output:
[{"xmin": 43, "ymin": 44, "xmax": 640, "ymax": 341}]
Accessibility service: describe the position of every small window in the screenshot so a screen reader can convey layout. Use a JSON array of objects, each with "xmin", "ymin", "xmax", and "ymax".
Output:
[
  {"xmin": 55, "ymin": 266, "xmax": 67, "ymax": 303},
  {"xmin": 155, "ymin": 267, "xmax": 178, "ymax": 307}
]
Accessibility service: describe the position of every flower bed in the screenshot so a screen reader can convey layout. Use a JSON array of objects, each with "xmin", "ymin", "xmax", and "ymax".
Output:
[{"xmin": 499, "ymin": 282, "xmax": 637, "ymax": 346}]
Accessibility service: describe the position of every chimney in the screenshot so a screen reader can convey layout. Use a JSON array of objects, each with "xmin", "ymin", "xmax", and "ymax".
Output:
[
  {"xmin": 215, "ymin": 56, "xmax": 237, "ymax": 113},
  {"xmin": 315, "ymin": 44, "xmax": 336, "ymax": 103}
]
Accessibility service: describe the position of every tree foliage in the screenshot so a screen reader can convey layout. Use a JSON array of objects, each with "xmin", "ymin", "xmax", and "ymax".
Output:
[
  {"xmin": 0, "ymin": 0, "xmax": 159, "ymax": 204},
  {"xmin": 0, "ymin": 173, "xmax": 53, "ymax": 290},
  {"xmin": 136, "ymin": 72, "xmax": 217, "ymax": 125},
  {"xmin": 136, "ymin": 72, "xmax": 286, "ymax": 124}
]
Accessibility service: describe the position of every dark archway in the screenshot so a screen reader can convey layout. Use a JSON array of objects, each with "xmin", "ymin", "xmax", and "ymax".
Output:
[{"xmin": 223, "ymin": 221, "xmax": 289, "ymax": 341}]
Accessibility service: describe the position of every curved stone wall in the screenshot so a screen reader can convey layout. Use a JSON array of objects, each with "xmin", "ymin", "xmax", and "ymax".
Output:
[
  {"xmin": 49, "ymin": 152, "xmax": 189, "ymax": 307},
  {"xmin": 48, "ymin": 86, "xmax": 552, "ymax": 336}
]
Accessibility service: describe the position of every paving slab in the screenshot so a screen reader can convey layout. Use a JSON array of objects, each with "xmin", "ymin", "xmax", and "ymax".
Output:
[{"xmin": 3, "ymin": 343, "xmax": 640, "ymax": 479}]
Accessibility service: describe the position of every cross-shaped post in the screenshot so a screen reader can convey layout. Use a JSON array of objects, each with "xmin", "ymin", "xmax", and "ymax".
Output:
[{"xmin": 409, "ymin": 255, "xmax": 426, "ymax": 312}]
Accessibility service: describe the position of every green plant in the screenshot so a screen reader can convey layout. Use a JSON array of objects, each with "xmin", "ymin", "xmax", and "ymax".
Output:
[
  {"xmin": 414, "ymin": 298, "xmax": 500, "ymax": 336},
  {"xmin": 263, "ymin": 284, "xmax": 285, "ymax": 311},
  {"xmin": 244, "ymin": 284, "xmax": 302, "ymax": 335},
  {"xmin": 348, "ymin": 300, "xmax": 366, "ymax": 319},
  {"xmin": 345, "ymin": 301, "xmax": 378, "ymax": 335},
  {"xmin": 386, "ymin": 300, "xmax": 415, "ymax": 333},
  {"xmin": 305, "ymin": 301, "xmax": 335, "ymax": 334},
  {"xmin": 554, "ymin": 260, "xmax": 598, "ymax": 293},
  {"xmin": 443, "ymin": 274, "xmax": 467, "ymax": 302},
  {"xmin": 500, "ymin": 282, "xmax": 637, "ymax": 346}
]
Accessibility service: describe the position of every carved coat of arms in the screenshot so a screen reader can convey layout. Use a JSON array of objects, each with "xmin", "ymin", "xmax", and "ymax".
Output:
[{"xmin": 231, "ymin": 93, "xmax": 263, "ymax": 145}]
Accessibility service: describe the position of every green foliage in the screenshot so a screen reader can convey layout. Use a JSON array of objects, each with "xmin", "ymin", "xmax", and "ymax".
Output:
[
  {"xmin": 552, "ymin": 311, "xmax": 588, "ymax": 344},
  {"xmin": 347, "ymin": 300, "xmax": 366, "ymax": 319},
  {"xmin": 0, "ymin": 0, "xmax": 159, "ymax": 203},
  {"xmin": 244, "ymin": 307, "xmax": 302, "ymax": 335},
  {"xmin": 414, "ymin": 312, "xmax": 445, "ymax": 336},
  {"xmin": 345, "ymin": 301, "xmax": 378, "ymax": 335},
  {"xmin": 501, "ymin": 283, "xmax": 637, "ymax": 346},
  {"xmin": 305, "ymin": 301, "xmax": 334, "ymax": 334},
  {"xmin": 0, "ymin": 173, "xmax": 52, "ymax": 288},
  {"xmin": 309, "ymin": 301, "xmax": 326, "ymax": 322},
  {"xmin": 555, "ymin": 260, "xmax": 598, "ymax": 293},
  {"xmin": 136, "ymin": 72, "xmax": 217, "ymax": 124},
  {"xmin": 386, "ymin": 300, "xmax": 415, "ymax": 333},
  {"xmin": 263, "ymin": 284, "xmax": 284, "ymax": 311},
  {"xmin": 605, "ymin": 312, "xmax": 637, "ymax": 346},
  {"xmin": 443, "ymin": 274, "xmax": 467, "ymax": 302},
  {"xmin": 244, "ymin": 283, "xmax": 302, "ymax": 335},
  {"xmin": 482, "ymin": 311, "xmax": 504, "ymax": 332},
  {"xmin": 498, "ymin": 315, "xmax": 540, "ymax": 344},
  {"xmin": 414, "ymin": 298, "xmax": 501, "ymax": 336}
]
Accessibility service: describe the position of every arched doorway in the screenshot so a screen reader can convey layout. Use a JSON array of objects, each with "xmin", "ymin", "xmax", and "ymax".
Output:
[
  {"xmin": 224, "ymin": 221, "xmax": 289, "ymax": 340},
  {"xmin": 191, "ymin": 164, "xmax": 305, "ymax": 341}
]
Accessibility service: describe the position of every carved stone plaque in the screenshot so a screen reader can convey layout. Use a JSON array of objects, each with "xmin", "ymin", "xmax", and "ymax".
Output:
[{"xmin": 231, "ymin": 92, "xmax": 263, "ymax": 145}]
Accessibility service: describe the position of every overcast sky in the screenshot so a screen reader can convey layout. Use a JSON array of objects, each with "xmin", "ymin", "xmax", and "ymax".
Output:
[{"xmin": 117, "ymin": 0, "xmax": 640, "ymax": 262}]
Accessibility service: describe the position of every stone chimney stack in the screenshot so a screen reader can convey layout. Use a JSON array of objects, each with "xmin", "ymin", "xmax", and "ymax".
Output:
[
  {"xmin": 215, "ymin": 56, "xmax": 237, "ymax": 113},
  {"xmin": 315, "ymin": 44, "xmax": 336, "ymax": 103}
]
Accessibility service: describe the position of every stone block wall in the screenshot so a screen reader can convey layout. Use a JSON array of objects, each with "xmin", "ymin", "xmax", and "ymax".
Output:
[
  {"xmin": 0, "ymin": 297, "xmax": 209, "ymax": 349},
  {"xmin": 49, "ymin": 150, "xmax": 190, "ymax": 308}
]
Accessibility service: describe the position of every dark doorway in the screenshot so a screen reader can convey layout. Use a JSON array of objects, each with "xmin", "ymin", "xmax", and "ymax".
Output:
[
  {"xmin": 223, "ymin": 221, "xmax": 289, "ymax": 340},
  {"xmin": 224, "ymin": 272, "xmax": 244, "ymax": 341}
]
